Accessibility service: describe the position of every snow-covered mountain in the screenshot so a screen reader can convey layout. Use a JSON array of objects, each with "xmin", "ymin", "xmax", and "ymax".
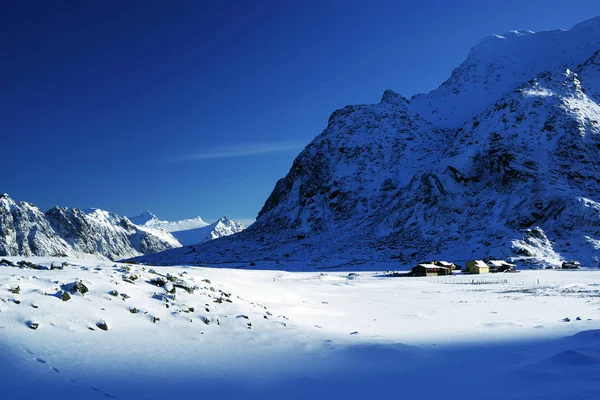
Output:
[
  {"xmin": 129, "ymin": 211, "xmax": 209, "ymax": 232},
  {"xmin": 170, "ymin": 217, "xmax": 245, "ymax": 246},
  {"xmin": 133, "ymin": 17, "xmax": 600, "ymax": 269},
  {"xmin": 0, "ymin": 194, "xmax": 181, "ymax": 260},
  {"xmin": 129, "ymin": 212, "xmax": 245, "ymax": 246}
]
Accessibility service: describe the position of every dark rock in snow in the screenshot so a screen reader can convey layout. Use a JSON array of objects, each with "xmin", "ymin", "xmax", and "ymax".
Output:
[{"xmin": 96, "ymin": 320, "xmax": 108, "ymax": 331}]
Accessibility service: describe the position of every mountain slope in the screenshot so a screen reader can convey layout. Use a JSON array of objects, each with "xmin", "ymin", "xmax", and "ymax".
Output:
[
  {"xmin": 410, "ymin": 17, "xmax": 600, "ymax": 128},
  {"xmin": 0, "ymin": 194, "xmax": 71, "ymax": 257},
  {"xmin": 133, "ymin": 17, "xmax": 600, "ymax": 269},
  {"xmin": 0, "ymin": 194, "xmax": 181, "ymax": 260}
]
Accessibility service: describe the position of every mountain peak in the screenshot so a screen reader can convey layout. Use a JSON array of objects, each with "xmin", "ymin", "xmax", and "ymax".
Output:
[
  {"xmin": 380, "ymin": 89, "xmax": 408, "ymax": 106},
  {"xmin": 129, "ymin": 210, "xmax": 160, "ymax": 226}
]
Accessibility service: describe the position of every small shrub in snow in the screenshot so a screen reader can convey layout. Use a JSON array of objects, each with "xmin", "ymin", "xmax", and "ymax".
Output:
[{"xmin": 11, "ymin": 286, "xmax": 20, "ymax": 294}]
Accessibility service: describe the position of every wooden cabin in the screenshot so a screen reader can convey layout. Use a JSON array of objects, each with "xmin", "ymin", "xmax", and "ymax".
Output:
[
  {"xmin": 561, "ymin": 260, "xmax": 581, "ymax": 269},
  {"xmin": 465, "ymin": 260, "xmax": 490, "ymax": 274},
  {"xmin": 487, "ymin": 260, "xmax": 516, "ymax": 273},
  {"xmin": 412, "ymin": 263, "xmax": 453, "ymax": 277}
]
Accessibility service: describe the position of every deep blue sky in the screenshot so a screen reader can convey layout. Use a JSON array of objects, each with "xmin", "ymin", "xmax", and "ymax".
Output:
[{"xmin": 2, "ymin": 0, "xmax": 599, "ymax": 224}]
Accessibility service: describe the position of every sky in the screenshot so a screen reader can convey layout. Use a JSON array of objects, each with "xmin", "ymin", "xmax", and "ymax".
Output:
[{"xmin": 2, "ymin": 0, "xmax": 600, "ymax": 225}]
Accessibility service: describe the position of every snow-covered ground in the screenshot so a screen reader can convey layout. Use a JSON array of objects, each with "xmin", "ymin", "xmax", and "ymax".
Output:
[{"xmin": 1, "ymin": 257, "xmax": 599, "ymax": 399}]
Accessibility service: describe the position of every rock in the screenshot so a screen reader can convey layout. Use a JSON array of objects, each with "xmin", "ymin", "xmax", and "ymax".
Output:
[
  {"xmin": 562, "ymin": 317, "xmax": 571, "ymax": 322},
  {"xmin": 163, "ymin": 282, "xmax": 174, "ymax": 293},
  {"xmin": 201, "ymin": 316, "xmax": 210, "ymax": 325},
  {"xmin": 576, "ymin": 316, "xmax": 582, "ymax": 321},
  {"xmin": 61, "ymin": 291, "xmax": 71, "ymax": 302},
  {"xmin": 96, "ymin": 320, "xmax": 108, "ymax": 331},
  {"xmin": 109, "ymin": 290, "xmax": 119, "ymax": 297},
  {"xmin": 120, "ymin": 293, "xmax": 130, "ymax": 299},
  {"xmin": 129, "ymin": 308, "xmax": 138, "ymax": 314},
  {"xmin": 71, "ymin": 280, "xmax": 89, "ymax": 295},
  {"xmin": 28, "ymin": 322, "xmax": 39, "ymax": 330},
  {"xmin": 31, "ymin": 304, "xmax": 39, "ymax": 309},
  {"xmin": 236, "ymin": 315, "xmax": 249, "ymax": 320},
  {"xmin": 149, "ymin": 277, "xmax": 167, "ymax": 287},
  {"xmin": 13, "ymin": 299, "xmax": 21, "ymax": 304},
  {"xmin": 152, "ymin": 316, "xmax": 160, "ymax": 324},
  {"xmin": 203, "ymin": 279, "xmax": 211, "ymax": 284},
  {"xmin": 10, "ymin": 286, "xmax": 20, "ymax": 294}
]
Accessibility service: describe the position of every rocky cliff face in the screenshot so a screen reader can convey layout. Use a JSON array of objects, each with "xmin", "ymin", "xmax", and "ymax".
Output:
[
  {"xmin": 135, "ymin": 17, "xmax": 600, "ymax": 269},
  {"xmin": 0, "ymin": 195, "xmax": 180, "ymax": 260},
  {"xmin": 0, "ymin": 194, "xmax": 71, "ymax": 257}
]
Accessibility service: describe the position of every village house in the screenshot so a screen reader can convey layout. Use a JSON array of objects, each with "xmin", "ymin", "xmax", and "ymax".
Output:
[
  {"xmin": 433, "ymin": 260, "xmax": 460, "ymax": 270},
  {"xmin": 561, "ymin": 260, "xmax": 581, "ymax": 269},
  {"xmin": 411, "ymin": 263, "xmax": 453, "ymax": 277},
  {"xmin": 486, "ymin": 260, "xmax": 516, "ymax": 273},
  {"xmin": 465, "ymin": 260, "xmax": 490, "ymax": 274}
]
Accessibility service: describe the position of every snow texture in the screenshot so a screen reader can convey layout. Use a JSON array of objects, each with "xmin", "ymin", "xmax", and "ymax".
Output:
[{"xmin": 1, "ymin": 257, "xmax": 600, "ymax": 399}]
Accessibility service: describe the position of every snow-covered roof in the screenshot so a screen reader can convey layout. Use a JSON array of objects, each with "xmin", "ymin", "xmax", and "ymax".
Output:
[
  {"xmin": 415, "ymin": 263, "xmax": 451, "ymax": 270},
  {"xmin": 487, "ymin": 260, "xmax": 515, "ymax": 267},
  {"xmin": 468, "ymin": 260, "xmax": 489, "ymax": 268},
  {"xmin": 434, "ymin": 261, "xmax": 456, "ymax": 267}
]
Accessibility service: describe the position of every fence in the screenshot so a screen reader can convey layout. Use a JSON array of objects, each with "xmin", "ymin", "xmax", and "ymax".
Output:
[{"xmin": 272, "ymin": 273, "xmax": 588, "ymax": 287}]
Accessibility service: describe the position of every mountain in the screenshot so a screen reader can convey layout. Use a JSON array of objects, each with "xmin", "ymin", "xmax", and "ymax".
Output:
[
  {"xmin": 129, "ymin": 212, "xmax": 209, "ymax": 233},
  {"xmin": 0, "ymin": 194, "xmax": 181, "ymax": 260},
  {"xmin": 128, "ymin": 210, "xmax": 160, "ymax": 226},
  {"xmin": 134, "ymin": 17, "xmax": 600, "ymax": 269},
  {"xmin": 0, "ymin": 194, "xmax": 71, "ymax": 257},
  {"xmin": 129, "ymin": 212, "xmax": 245, "ymax": 245},
  {"xmin": 170, "ymin": 217, "xmax": 245, "ymax": 246}
]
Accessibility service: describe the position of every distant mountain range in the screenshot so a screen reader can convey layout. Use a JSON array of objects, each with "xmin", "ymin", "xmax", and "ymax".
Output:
[
  {"xmin": 0, "ymin": 194, "xmax": 244, "ymax": 260},
  {"xmin": 133, "ymin": 17, "xmax": 600, "ymax": 269},
  {"xmin": 128, "ymin": 211, "xmax": 245, "ymax": 246}
]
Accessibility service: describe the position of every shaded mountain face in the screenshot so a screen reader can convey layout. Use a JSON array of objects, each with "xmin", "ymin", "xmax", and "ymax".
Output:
[
  {"xmin": 134, "ymin": 17, "xmax": 600, "ymax": 269},
  {"xmin": 0, "ymin": 194, "xmax": 180, "ymax": 261},
  {"xmin": 129, "ymin": 212, "xmax": 245, "ymax": 246}
]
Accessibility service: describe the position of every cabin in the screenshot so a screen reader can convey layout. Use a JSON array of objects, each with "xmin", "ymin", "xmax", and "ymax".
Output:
[
  {"xmin": 412, "ymin": 263, "xmax": 453, "ymax": 277},
  {"xmin": 562, "ymin": 260, "xmax": 581, "ymax": 269},
  {"xmin": 487, "ymin": 260, "xmax": 516, "ymax": 273},
  {"xmin": 465, "ymin": 260, "xmax": 490, "ymax": 274},
  {"xmin": 434, "ymin": 260, "xmax": 460, "ymax": 270}
]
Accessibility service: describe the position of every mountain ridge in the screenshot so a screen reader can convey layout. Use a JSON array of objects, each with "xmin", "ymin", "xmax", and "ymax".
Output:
[{"xmin": 0, "ymin": 194, "xmax": 181, "ymax": 260}]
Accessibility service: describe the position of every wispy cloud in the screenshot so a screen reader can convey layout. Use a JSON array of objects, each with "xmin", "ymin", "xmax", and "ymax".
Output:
[{"xmin": 167, "ymin": 142, "xmax": 303, "ymax": 162}]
